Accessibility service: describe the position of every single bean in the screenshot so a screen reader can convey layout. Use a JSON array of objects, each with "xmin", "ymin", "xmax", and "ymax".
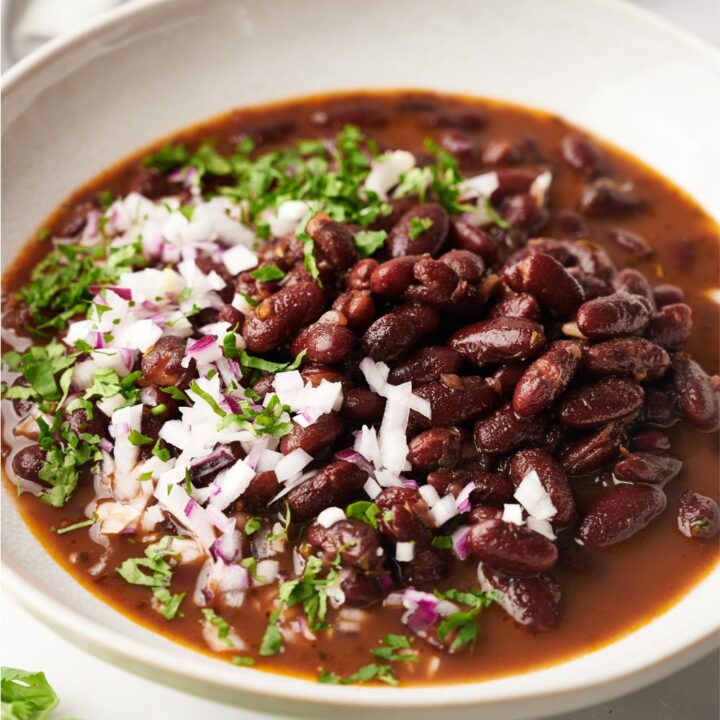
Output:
[
  {"xmin": 576, "ymin": 292, "xmax": 653, "ymax": 338},
  {"xmin": 606, "ymin": 228, "xmax": 653, "ymax": 258},
  {"xmin": 449, "ymin": 317, "xmax": 546, "ymax": 366},
  {"xmin": 300, "ymin": 363, "xmax": 349, "ymax": 389},
  {"xmin": 631, "ymin": 430, "xmax": 671, "ymax": 452},
  {"xmin": 404, "ymin": 258, "xmax": 459, "ymax": 305},
  {"xmin": 500, "ymin": 194, "xmax": 549, "ymax": 234},
  {"xmin": 513, "ymin": 340, "xmax": 582, "ymax": 416},
  {"xmin": 560, "ymin": 134, "xmax": 607, "ymax": 177},
  {"xmin": 408, "ymin": 427, "xmax": 464, "ymax": 471},
  {"xmin": 473, "ymin": 402, "xmax": 548, "ymax": 455},
  {"xmin": 376, "ymin": 487, "xmax": 432, "ymax": 545},
  {"xmin": 331, "ymin": 290, "xmax": 376, "ymax": 331},
  {"xmin": 141, "ymin": 335, "xmax": 195, "ymax": 388},
  {"xmin": 492, "ymin": 363, "xmax": 527, "ymax": 397},
  {"xmin": 487, "ymin": 294, "xmax": 541, "ymax": 322},
  {"xmin": 286, "ymin": 461, "xmax": 367, "ymax": 522},
  {"xmin": 401, "ymin": 546, "xmax": 451, "ymax": 585},
  {"xmin": 369, "ymin": 256, "xmax": 418, "ymax": 297},
  {"xmin": 614, "ymin": 451, "xmax": 682, "ymax": 486},
  {"xmin": 645, "ymin": 303, "xmax": 692, "ymax": 350},
  {"xmin": 306, "ymin": 213, "xmax": 359, "ymax": 271},
  {"xmin": 242, "ymin": 471, "xmax": 281, "ymax": 512},
  {"xmin": 428, "ymin": 467, "xmax": 514, "ymax": 506},
  {"xmin": 612, "ymin": 268, "xmax": 656, "ymax": 309},
  {"xmin": 558, "ymin": 424, "xmax": 625, "ymax": 476},
  {"xmin": 306, "ymin": 519, "xmax": 384, "ymax": 572},
  {"xmin": 576, "ymin": 483, "xmax": 666, "ymax": 547},
  {"xmin": 479, "ymin": 565, "xmax": 562, "ymax": 632},
  {"xmin": 579, "ymin": 178, "xmax": 645, "ymax": 217},
  {"xmin": 469, "ymin": 503, "xmax": 503, "ymax": 523},
  {"xmin": 559, "ymin": 378, "xmax": 644, "ymax": 428},
  {"xmin": 467, "ymin": 518, "xmax": 558, "ymax": 575},
  {"xmin": 653, "ymin": 284, "xmax": 684, "ymax": 308},
  {"xmin": 412, "ymin": 375, "xmax": 501, "ymax": 427},
  {"xmin": 291, "ymin": 321, "xmax": 357, "ymax": 364},
  {"xmin": 341, "ymin": 572, "xmax": 383, "ymax": 608},
  {"xmin": 388, "ymin": 346, "xmax": 464, "ymax": 385},
  {"xmin": 280, "ymin": 412, "xmax": 345, "ymax": 457},
  {"xmin": 510, "ymin": 449, "xmax": 576, "ymax": 527},
  {"xmin": 677, "ymin": 490, "xmax": 719, "ymax": 540},
  {"xmin": 361, "ymin": 303, "xmax": 439, "ymax": 362},
  {"xmin": 639, "ymin": 388, "xmax": 679, "ymax": 428},
  {"xmin": 450, "ymin": 219, "xmax": 499, "ymax": 263},
  {"xmin": 388, "ymin": 203, "xmax": 449, "ymax": 257},
  {"xmin": 482, "ymin": 138, "xmax": 522, "ymax": 166},
  {"xmin": 341, "ymin": 387, "xmax": 386, "ymax": 423},
  {"xmin": 582, "ymin": 337, "xmax": 670, "ymax": 381},
  {"xmin": 438, "ymin": 249, "xmax": 485, "ymax": 282},
  {"xmin": 671, "ymin": 354, "xmax": 719, "ymax": 432},
  {"xmin": 65, "ymin": 407, "xmax": 108, "ymax": 438},
  {"xmin": 348, "ymin": 258, "xmax": 379, "ymax": 291},
  {"xmin": 11, "ymin": 445, "xmax": 46, "ymax": 483},
  {"xmin": 567, "ymin": 268, "xmax": 612, "ymax": 300},
  {"xmin": 555, "ymin": 209, "xmax": 589, "ymax": 238}
]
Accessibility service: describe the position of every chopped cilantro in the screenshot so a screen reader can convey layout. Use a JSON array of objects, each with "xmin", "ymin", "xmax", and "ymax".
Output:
[
  {"xmin": 127, "ymin": 429, "xmax": 154, "ymax": 446},
  {"xmin": 144, "ymin": 143, "xmax": 190, "ymax": 172},
  {"xmin": 353, "ymin": 229, "xmax": 387, "ymax": 258},
  {"xmin": 434, "ymin": 588, "xmax": 501, "ymax": 652},
  {"xmin": 345, "ymin": 501, "xmax": 381, "ymax": 528},
  {"xmin": 407, "ymin": 217, "xmax": 434, "ymax": 239},
  {"xmin": 232, "ymin": 656, "xmax": 255, "ymax": 667},
  {"xmin": 250, "ymin": 264, "xmax": 286, "ymax": 282},
  {"xmin": 201, "ymin": 608, "xmax": 234, "ymax": 647},
  {"xmin": 1, "ymin": 666, "xmax": 59, "ymax": 719},
  {"xmin": 483, "ymin": 197, "xmax": 510, "ymax": 228},
  {"xmin": 161, "ymin": 385, "xmax": 189, "ymax": 402},
  {"xmin": 244, "ymin": 517, "xmax": 262, "ymax": 536},
  {"xmin": 431, "ymin": 535, "xmax": 453, "ymax": 549},
  {"xmin": 53, "ymin": 514, "xmax": 97, "ymax": 535},
  {"xmin": 151, "ymin": 439, "xmax": 171, "ymax": 462}
]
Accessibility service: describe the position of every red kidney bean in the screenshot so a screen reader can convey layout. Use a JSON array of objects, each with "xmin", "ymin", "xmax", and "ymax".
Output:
[
  {"xmin": 331, "ymin": 290, "xmax": 376, "ymax": 331},
  {"xmin": 491, "ymin": 169, "xmax": 536, "ymax": 202},
  {"xmin": 426, "ymin": 108, "xmax": 487, "ymax": 130},
  {"xmin": 439, "ymin": 129, "xmax": 475, "ymax": 158},
  {"xmin": 408, "ymin": 427, "xmax": 464, "ymax": 471},
  {"xmin": 513, "ymin": 340, "xmax": 583, "ymax": 417},
  {"xmin": 482, "ymin": 138, "xmax": 522, "ymax": 165},
  {"xmin": 388, "ymin": 203, "xmax": 449, "ymax": 258},
  {"xmin": 450, "ymin": 219, "xmax": 499, "ymax": 263},
  {"xmin": 388, "ymin": 346, "xmax": 464, "ymax": 385},
  {"xmin": 11, "ymin": 445, "xmax": 46, "ymax": 483},
  {"xmin": 65, "ymin": 407, "xmax": 108, "ymax": 439},
  {"xmin": 141, "ymin": 336, "xmax": 194, "ymax": 388},
  {"xmin": 612, "ymin": 268, "xmax": 656, "ymax": 308},
  {"xmin": 428, "ymin": 467, "xmax": 514, "ymax": 506},
  {"xmin": 438, "ymin": 249, "xmax": 485, "ymax": 282},
  {"xmin": 449, "ymin": 317, "xmax": 546, "ymax": 366},
  {"xmin": 341, "ymin": 572, "xmax": 383, "ymax": 608},
  {"xmin": 467, "ymin": 518, "xmax": 558, "ymax": 575},
  {"xmin": 242, "ymin": 471, "xmax": 281, "ymax": 512},
  {"xmin": 510, "ymin": 449, "xmax": 575, "ymax": 527},
  {"xmin": 243, "ymin": 281, "xmax": 325, "ymax": 354},
  {"xmin": 341, "ymin": 387, "xmax": 386, "ymax": 423},
  {"xmin": 8, "ymin": 378, "xmax": 33, "ymax": 417},
  {"xmin": 369, "ymin": 256, "xmax": 419, "ymax": 297},
  {"xmin": 280, "ymin": 412, "xmax": 345, "ymax": 457},
  {"xmin": 361, "ymin": 303, "xmax": 439, "ymax": 362},
  {"xmin": 576, "ymin": 292, "xmax": 653, "ymax": 338},
  {"xmin": 606, "ymin": 228, "xmax": 653, "ymax": 258},
  {"xmin": 348, "ymin": 258, "xmax": 379, "ymax": 290},
  {"xmin": 558, "ymin": 423, "xmax": 625, "ymax": 476},
  {"xmin": 582, "ymin": 337, "xmax": 670, "ymax": 382},
  {"xmin": 404, "ymin": 258, "xmax": 459, "ymax": 305},
  {"xmin": 555, "ymin": 209, "xmax": 589, "ymax": 238},
  {"xmin": 492, "ymin": 363, "xmax": 527, "ymax": 397},
  {"xmin": 306, "ymin": 213, "xmax": 359, "ymax": 271},
  {"xmin": 579, "ymin": 179, "xmax": 645, "ymax": 217},
  {"xmin": 567, "ymin": 268, "xmax": 612, "ymax": 301},
  {"xmin": 291, "ymin": 321, "xmax": 357, "ymax": 364},
  {"xmin": 576, "ymin": 483, "xmax": 666, "ymax": 547},
  {"xmin": 480, "ymin": 565, "xmax": 562, "ymax": 632},
  {"xmin": 653, "ymin": 284, "xmax": 684, "ymax": 308},
  {"xmin": 487, "ymin": 293, "xmax": 541, "ymax": 322},
  {"xmin": 504, "ymin": 252, "xmax": 584, "ymax": 317},
  {"xmin": 671, "ymin": 354, "xmax": 720, "ymax": 432},
  {"xmin": 300, "ymin": 363, "xmax": 349, "ymax": 389},
  {"xmin": 560, "ymin": 134, "xmax": 607, "ymax": 177},
  {"xmin": 306, "ymin": 519, "xmax": 384, "ymax": 573},
  {"xmin": 559, "ymin": 378, "xmax": 644, "ymax": 429},
  {"xmin": 376, "ymin": 487, "xmax": 432, "ymax": 545},
  {"xmin": 413, "ymin": 376, "xmax": 501, "ymax": 427},
  {"xmin": 569, "ymin": 242, "xmax": 616, "ymax": 282},
  {"xmin": 631, "ymin": 430, "xmax": 671, "ymax": 452},
  {"xmin": 500, "ymin": 194, "xmax": 549, "ymax": 234},
  {"xmin": 401, "ymin": 546, "xmax": 451, "ymax": 585},
  {"xmin": 469, "ymin": 503, "xmax": 504, "ymax": 523},
  {"xmin": 473, "ymin": 402, "xmax": 548, "ymax": 455},
  {"xmin": 286, "ymin": 461, "xmax": 367, "ymax": 522},
  {"xmin": 217, "ymin": 303, "xmax": 243, "ymax": 327},
  {"xmin": 644, "ymin": 303, "xmax": 693, "ymax": 350},
  {"xmin": 677, "ymin": 490, "xmax": 719, "ymax": 540},
  {"xmin": 614, "ymin": 451, "xmax": 682, "ymax": 486},
  {"xmin": 639, "ymin": 388, "xmax": 679, "ymax": 428}
]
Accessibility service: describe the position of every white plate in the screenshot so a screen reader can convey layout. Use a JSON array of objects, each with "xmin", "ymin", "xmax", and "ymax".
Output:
[{"xmin": 2, "ymin": 0, "xmax": 719, "ymax": 718}]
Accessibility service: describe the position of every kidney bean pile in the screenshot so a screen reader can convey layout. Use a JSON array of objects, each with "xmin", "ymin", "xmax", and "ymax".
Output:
[{"xmin": 2, "ymin": 92, "xmax": 718, "ymax": 685}]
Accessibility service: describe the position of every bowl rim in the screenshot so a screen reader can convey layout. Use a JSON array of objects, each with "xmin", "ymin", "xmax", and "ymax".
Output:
[{"xmin": 2, "ymin": 0, "xmax": 719, "ymax": 711}]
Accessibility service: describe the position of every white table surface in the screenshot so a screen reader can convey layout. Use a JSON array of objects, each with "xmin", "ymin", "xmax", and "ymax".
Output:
[{"xmin": 2, "ymin": 1, "xmax": 719, "ymax": 718}]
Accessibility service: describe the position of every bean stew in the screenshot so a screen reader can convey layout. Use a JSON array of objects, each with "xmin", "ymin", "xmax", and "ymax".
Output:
[{"xmin": 2, "ymin": 91, "xmax": 718, "ymax": 686}]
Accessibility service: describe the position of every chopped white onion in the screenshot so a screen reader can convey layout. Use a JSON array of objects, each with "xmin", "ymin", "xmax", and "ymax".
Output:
[
  {"xmin": 526, "ymin": 516, "xmax": 556, "ymax": 540},
  {"xmin": 395, "ymin": 541, "xmax": 415, "ymax": 562},
  {"xmin": 317, "ymin": 506, "xmax": 346, "ymax": 528},
  {"xmin": 419, "ymin": 484, "xmax": 440, "ymax": 508},
  {"xmin": 363, "ymin": 477, "xmax": 382, "ymax": 499},
  {"xmin": 429, "ymin": 494, "xmax": 459, "ymax": 527},
  {"xmin": 275, "ymin": 449, "xmax": 313, "ymax": 483},
  {"xmin": 222, "ymin": 244, "xmax": 258, "ymax": 275},
  {"xmin": 363, "ymin": 150, "xmax": 415, "ymax": 201},
  {"xmin": 502, "ymin": 503, "xmax": 525, "ymax": 526},
  {"xmin": 514, "ymin": 470, "xmax": 557, "ymax": 521}
]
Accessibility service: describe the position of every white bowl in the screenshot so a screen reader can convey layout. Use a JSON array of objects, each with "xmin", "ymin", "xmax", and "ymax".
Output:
[{"xmin": 2, "ymin": 0, "xmax": 719, "ymax": 717}]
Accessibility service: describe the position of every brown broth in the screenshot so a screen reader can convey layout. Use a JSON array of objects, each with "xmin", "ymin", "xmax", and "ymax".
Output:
[{"xmin": 2, "ymin": 91, "xmax": 719, "ymax": 685}]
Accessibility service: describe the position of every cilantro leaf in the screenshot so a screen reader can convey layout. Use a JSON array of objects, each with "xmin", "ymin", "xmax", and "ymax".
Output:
[
  {"xmin": 345, "ymin": 501, "xmax": 381, "ymax": 528},
  {"xmin": 353, "ymin": 230, "xmax": 387, "ymax": 258},
  {"xmin": 407, "ymin": 217, "xmax": 433, "ymax": 239},
  {"xmin": 1, "ymin": 667, "xmax": 59, "ymax": 720},
  {"xmin": 250, "ymin": 265, "xmax": 286, "ymax": 282}
]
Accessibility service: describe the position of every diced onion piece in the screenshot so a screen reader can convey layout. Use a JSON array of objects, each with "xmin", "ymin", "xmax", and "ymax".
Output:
[
  {"xmin": 419, "ymin": 484, "xmax": 440, "ymax": 508},
  {"xmin": 110, "ymin": 404, "xmax": 143, "ymax": 477},
  {"xmin": 502, "ymin": 503, "xmax": 525, "ymax": 526},
  {"xmin": 458, "ymin": 171, "xmax": 499, "ymax": 200},
  {"xmin": 95, "ymin": 502, "xmax": 139, "ymax": 534},
  {"xmin": 455, "ymin": 482, "xmax": 475, "ymax": 513},
  {"xmin": 451, "ymin": 525, "xmax": 471, "ymax": 560},
  {"xmin": 359, "ymin": 357, "xmax": 390, "ymax": 395},
  {"xmin": 363, "ymin": 477, "xmax": 382, "ymax": 499},
  {"xmin": 514, "ymin": 470, "xmax": 557, "ymax": 521},
  {"xmin": 275, "ymin": 449, "xmax": 313, "ymax": 483},
  {"xmin": 526, "ymin": 516, "xmax": 556, "ymax": 540},
  {"xmin": 363, "ymin": 150, "xmax": 416, "ymax": 201},
  {"xmin": 222, "ymin": 244, "xmax": 258, "ymax": 275},
  {"xmin": 429, "ymin": 494, "xmax": 459, "ymax": 527},
  {"xmin": 395, "ymin": 541, "xmax": 415, "ymax": 562},
  {"xmin": 317, "ymin": 506, "xmax": 346, "ymax": 528},
  {"xmin": 254, "ymin": 559, "xmax": 280, "ymax": 586},
  {"xmin": 529, "ymin": 170, "xmax": 553, "ymax": 207},
  {"xmin": 208, "ymin": 460, "xmax": 255, "ymax": 510}
]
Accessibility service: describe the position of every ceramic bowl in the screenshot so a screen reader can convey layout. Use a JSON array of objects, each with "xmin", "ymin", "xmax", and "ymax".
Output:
[{"xmin": 2, "ymin": 0, "xmax": 719, "ymax": 718}]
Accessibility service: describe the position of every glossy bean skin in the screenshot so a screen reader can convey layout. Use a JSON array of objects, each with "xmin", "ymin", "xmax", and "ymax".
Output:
[
  {"xmin": 473, "ymin": 402, "xmax": 547, "ymax": 455},
  {"xmin": 413, "ymin": 376, "xmax": 501, "ymax": 427},
  {"xmin": 242, "ymin": 471, "xmax": 281, "ymax": 512},
  {"xmin": 559, "ymin": 378, "xmax": 644, "ymax": 429},
  {"xmin": 467, "ymin": 518, "xmax": 558, "ymax": 575},
  {"xmin": 404, "ymin": 258, "xmax": 459, "ymax": 305},
  {"xmin": 376, "ymin": 487, "xmax": 431, "ymax": 545},
  {"xmin": 557, "ymin": 424, "xmax": 625, "ymax": 476},
  {"xmin": 361, "ymin": 303, "xmax": 439, "ymax": 362},
  {"xmin": 614, "ymin": 452, "xmax": 683, "ymax": 486},
  {"xmin": 427, "ymin": 467, "xmax": 515, "ymax": 506},
  {"xmin": 510, "ymin": 449, "xmax": 575, "ymax": 527},
  {"xmin": 280, "ymin": 412, "xmax": 345, "ymax": 457},
  {"xmin": 653, "ymin": 284, "xmax": 684, "ymax": 308},
  {"xmin": 65, "ymin": 407, "xmax": 108, "ymax": 439},
  {"xmin": 612, "ymin": 268, "xmax": 656, "ymax": 308},
  {"xmin": 479, "ymin": 565, "xmax": 562, "ymax": 632},
  {"xmin": 677, "ymin": 490, "xmax": 719, "ymax": 540},
  {"xmin": 11, "ymin": 445, "xmax": 46, "ymax": 483},
  {"xmin": 576, "ymin": 292, "xmax": 653, "ymax": 338},
  {"xmin": 469, "ymin": 503, "xmax": 504, "ymax": 523},
  {"xmin": 332, "ymin": 290, "xmax": 376, "ymax": 331},
  {"xmin": 369, "ymin": 257, "xmax": 418, "ymax": 297},
  {"xmin": 348, "ymin": 258, "xmax": 378, "ymax": 291},
  {"xmin": 579, "ymin": 178, "xmax": 645, "ymax": 217},
  {"xmin": 671, "ymin": 354, "xmax": 720, "ymax": 432},
  {"xmin": 513, "ymin": 340, "xmax": 582, "ymax": 417},
  {"xmin": 560, "ymin": 134, "xmax": 606, "ymax": 177},
  {"xmin": 503, "ymin": 253, "xmax": 584, "ymax": 317},
  {"xmin": 576, "ymin": 483, "xmax": 666, "ymax": 547},
  {"xmin": 388, "ymin": 203, "xmax": 449, "ymax": 257},
  {"xmin": 306, "ymin": 519, "xmax": 384, "ymax": 572},
  {"xmin": 306, "ymin": 214, "xmax": 358, "ymax": 271},
  {"xmin": 449, "ymin": 317, "xmax": 545, "ymax": 366},
  {"xmin": 606, "ymin": 228, "xmax": 653, "ymax": 258},
  {"xmin": 341, "ymin": 387, "xmax": 386, "ymax": 423},
  {"xmin": 291, "ymin": 321, "xmax": 357, "ymax": 364},
  {"xmin": 408, "ymin": 427, "xmax": 464, "ymax": 471},
  {"xmin": 631, "ymin": 430, "xmax": 671, "ymax": 452},
  {"xmin": 243, "ymin": 281, "xmax": 325, "ymax": 354},
  {"xmin": 438, "ymin": 249, "xmax": 485, "ymax": 282},
  {"xmin": 141, "ymin": 335, "xmax": 195, "ymax": 388},
  {"xmin": 644, "ymin": 303, "xmax": 692, "ymax": 350},
  {"xmin": 639, "ymin": 388, "xmax": 680, "ymax": 428},
  {"xmin": 401, "ymin": 545, "xmax": 452, "ymax": 585},
  {"xmin": 487, "ymin": 293, "xmax": 541, "ymax": 322},
  {"xmin": 450, "ymin": 219, "xmax": 498, "ymax": 263},
  {"xmin": 388, "ymin": 346, "xmax": 464, "ymax": 385},
  {"xmin": 341, "ymin": 572, "xmax": 383, "ymax": 608},
  {"xmin": 582, "ymin": 338, "xmax": 670, "ymax": 382},
  {"xmin": 286, "ymin": 461, "xmax": 367, "ymax": 522}
]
